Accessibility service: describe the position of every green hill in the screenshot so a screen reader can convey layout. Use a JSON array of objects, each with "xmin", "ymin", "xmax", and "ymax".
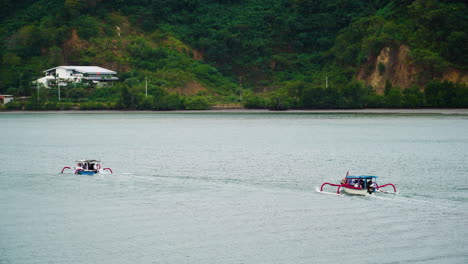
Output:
[{"xmin": 1, "ymin": 0, "xmax": 467, "ymax": 110}]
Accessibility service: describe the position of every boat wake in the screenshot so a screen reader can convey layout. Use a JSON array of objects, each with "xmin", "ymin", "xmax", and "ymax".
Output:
[
  {"xmin": 315, "ymin": 185, "xmax": 400, "ymax": 199},
  {"xmin": 366, "ymin": 194, "xmax": 394, "ymax": 200},
  {"xmin": 377, "ymin": 190, "xmax": 399, "ymax": 195},
  {"xmin": 315, "ymin": 186, "xmax": 341, "ymax": 196}
]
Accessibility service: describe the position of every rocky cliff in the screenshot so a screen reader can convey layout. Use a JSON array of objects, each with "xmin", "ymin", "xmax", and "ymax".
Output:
[{"xmin": 357, "ymin": 45, "xmax": 468, "ymax": 94}]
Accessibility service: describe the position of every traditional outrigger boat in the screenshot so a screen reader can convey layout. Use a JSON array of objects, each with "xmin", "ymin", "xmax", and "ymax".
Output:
[
  {"xmin": 320, "ymin": 172, "xmax": 396, "ymax": 195},
  {"xmin": 61, "ymin": 160, "xmax": 113, "ymax": 175}
]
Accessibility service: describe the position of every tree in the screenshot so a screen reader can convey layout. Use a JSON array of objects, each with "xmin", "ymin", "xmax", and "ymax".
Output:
[
  {"xmin": 68, "ymin": 87, "xmax": 88, "ymax": 100},
  {"xmin": 424, "ymin": 80, "xmax": 457, "ymax": 107},
  {"xmin": 342, "ymin": 81, "xmax": 367, "ymax": 107},
  {"xmin": 284, "ymin": 80, "xmax": 307, "ymax": 108},
  {"xmin": 184, "ymin": 96, "xmax": 211, "ymax": 110},
  {"xmin": 118, "ymin": 85, "xmax": 132, "ymax": 109},
  {"xmin": 402, "ymin": 86, "xmax": 424, "ymax": 108},
  {"xmin": 385, "ymin": 87, "xmax": 402, "ymax": 108}
]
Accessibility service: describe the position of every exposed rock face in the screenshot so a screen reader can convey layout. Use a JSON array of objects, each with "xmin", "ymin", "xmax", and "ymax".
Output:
[
  {"xmin": 357, "ymin": 45, "xmax": 468, "ymax": 94},
  {"xmin": 62, "ymin": 29, "xmax": 89, "ymax": 61},
  {"xmin": 443, "ymin": 68, "xmax": 468, "ymax": 84}
]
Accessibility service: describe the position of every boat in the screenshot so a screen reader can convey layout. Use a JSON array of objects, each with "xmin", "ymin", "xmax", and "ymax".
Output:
[
  {"xmin": 320, "ymin": 172, "xmax": 396, "ymax": 195},
  {"xmin": 61, "ymin": 160, "xmax": 113, "ymax": 175}
]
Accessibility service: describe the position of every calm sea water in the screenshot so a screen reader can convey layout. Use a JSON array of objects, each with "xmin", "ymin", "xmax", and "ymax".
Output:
[{"xmin": 1, "ymin": 112, "xmax": 467, "ymax": 263}]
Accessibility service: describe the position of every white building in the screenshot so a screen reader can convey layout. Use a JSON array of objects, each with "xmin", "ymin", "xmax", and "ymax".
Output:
[
  {"xmin": 0, "ymin": 95, "xmax": 14, "ymax": 105},
  {"xmin": 36, "ymin": 66, "xmax": 118, "ymax": 88}
]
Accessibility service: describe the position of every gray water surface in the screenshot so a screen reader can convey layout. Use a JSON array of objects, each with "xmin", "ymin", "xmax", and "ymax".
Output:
[{"xmin": 1, "ymin": 113, "xmax": 467, "ymax": 263}]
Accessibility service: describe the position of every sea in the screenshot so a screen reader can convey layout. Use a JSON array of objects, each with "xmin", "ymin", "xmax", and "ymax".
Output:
[{"xmin": 1, "ymin": 111, "xmax": 467, "ymax": 263}]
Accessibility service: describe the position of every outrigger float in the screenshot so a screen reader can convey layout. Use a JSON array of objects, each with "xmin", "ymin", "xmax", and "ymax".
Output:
[
  {"xmin": 61, "ymin": 160, "xmax": 113, "ymax": 175},
  {"xmin": 320, "ymin": 172, "xmax": 396, "ymax": 195}
]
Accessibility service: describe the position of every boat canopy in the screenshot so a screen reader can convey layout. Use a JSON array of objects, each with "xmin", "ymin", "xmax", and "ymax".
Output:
[
  {"xmin": 345, "ymin": 175, "xmax": 378, "ymax": 179},
  {"xmin": 75, "ymin": 160, "xmax": 101, "ymax": 163}
]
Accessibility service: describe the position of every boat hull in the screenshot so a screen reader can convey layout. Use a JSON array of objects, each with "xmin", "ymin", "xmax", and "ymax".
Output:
[
  {"xmin": 76, "ymin": 170, "xmax": 97, "ymax": 175},
  {"xmin": 342, "ymin": 186, "xmax": 369, "ymax": 196}
]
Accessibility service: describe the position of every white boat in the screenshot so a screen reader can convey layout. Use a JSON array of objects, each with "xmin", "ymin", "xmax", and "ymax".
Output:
[
  {"xmin": 320, "ymin": 172, "xmax": 396, "ymax": 195},
  {"xmin": 341, "ymin": 185, "xmax": 370, "ymax": 195}
]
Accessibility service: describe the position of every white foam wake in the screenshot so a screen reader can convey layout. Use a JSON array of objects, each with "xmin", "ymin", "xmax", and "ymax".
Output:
[{"xmin": 315, "ymin": 186, "xmax": 341, "ymax": 196}]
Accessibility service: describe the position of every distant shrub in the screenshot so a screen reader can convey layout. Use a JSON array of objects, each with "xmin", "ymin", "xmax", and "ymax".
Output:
[
  {"xmin": 74, "ymin": 15, "xmax": 100, "ymax": 40},
  {"xmin": 184, "ymin": 96, "xmax": 211, "ymax": 110},
  {"xmin": 243, "ymin": 95, "xmax": 267, "ymax": 109},
  {"xmin": 402, "ymin": 86, "xmax": 424, "ymax": 108},
  {"xmin": 268, "ymin": 89, "xmax": 292, "ymax": 110},
  {"xmin": 91, "ymin": 87, "xmax": 116, "ymax": 100},
  {"xmin": 56, "ymin": 102, "xmax": 74, "ymax": 110},
  {"xmin": 79, "ymin": 102, "xmax": 110, "ymax": 110},
  {"xmin": 24, "ymin": 99, "xmax": 44, "ymax": 110},
  {"xmin": 364, "ymin": 94, "xmax": 385, "ymax": 108},
  {"xmin": 161, "ymin": 93, "xmax": 184, "ymax": 110},
  {"xmin": 43, "ymin": 101, "xmax": 57, "ymax": 110},
  {"xmin": 453, "ymin": 84, "xmax": 468, "ymax": 108},
  {"xmin": 68, "ymin": 88, "xmax": 88, "ymax": 99},
  {"xmin": 137, "ymin": 95, "xmax": 154, "ymax": 110},
  {"xmin": 5, "ymin": 101, "xmax": 25, "ymax": 110},
  {"xmin": 425, "ymin": 80, "xmax": 468, "ymax": 108},
  {"xmin": 385, "ymin": 88, "xmax": 403, "ymax": 108}
]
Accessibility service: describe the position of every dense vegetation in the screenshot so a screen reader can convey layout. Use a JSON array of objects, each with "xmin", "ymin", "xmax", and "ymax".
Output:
[{"xmin": 0, "ymin": 0, "xmax": 467, "ymax": 110}]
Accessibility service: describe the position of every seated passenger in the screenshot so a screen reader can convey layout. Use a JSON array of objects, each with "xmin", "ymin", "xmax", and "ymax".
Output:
[{"xmin": 354, "ymin": 180, "xmax": 359, "ymax": 188}]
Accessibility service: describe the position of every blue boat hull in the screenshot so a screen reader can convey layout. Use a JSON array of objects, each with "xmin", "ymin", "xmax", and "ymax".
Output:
[{"xmin": 76, "ymin": 170, "xmax": 97, "ymax": 175}]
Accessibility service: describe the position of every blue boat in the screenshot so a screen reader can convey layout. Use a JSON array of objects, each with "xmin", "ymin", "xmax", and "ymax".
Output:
[
  {"xmin": 61, "ymin": 160, "xmax": 113, "ymax": 175},
  {"xmin": 76, "ymin": 169, "xmax": 97, "ymax": 175}
]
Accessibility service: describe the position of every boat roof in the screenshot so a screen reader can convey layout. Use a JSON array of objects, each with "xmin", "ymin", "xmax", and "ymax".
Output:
[
  {"xmin": 346, "ymin": 175, "xmax": 378, "ymax": 179},
  {"xmin": 76, "ymin": 160, "xmax": 101, "ymax": 163}
]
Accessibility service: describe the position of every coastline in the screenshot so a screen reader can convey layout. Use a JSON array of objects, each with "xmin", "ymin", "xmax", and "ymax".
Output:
[{"xmin": 1, "ymin": 108, "xmax": 468, "ymax": 115}]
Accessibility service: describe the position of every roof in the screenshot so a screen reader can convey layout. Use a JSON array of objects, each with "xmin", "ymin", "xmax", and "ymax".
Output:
[
  {"xmin": 76, "ymin": 160, "xmax": 101, "ymax": 163},
  {"xmin": 44, "ymin": 66, "xmax": 117, "ymax": 74},
  {"xmin": 345, "ymin": 175, "xmax": 378, "ymax": 179},
  {"xmin": 84, "ymin": 76, "xmax": 119, "ymax": 81}
]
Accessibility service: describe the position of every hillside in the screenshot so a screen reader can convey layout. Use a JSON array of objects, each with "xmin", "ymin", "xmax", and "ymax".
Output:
[{"xmin": 0, "ymin": 0, "xmax": 467, "ymax": 110}]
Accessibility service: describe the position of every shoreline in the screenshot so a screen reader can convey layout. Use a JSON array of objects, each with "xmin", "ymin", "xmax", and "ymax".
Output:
[{"xmin": 1, "ymin": 108, "xmax": 468, "ymax": 115}]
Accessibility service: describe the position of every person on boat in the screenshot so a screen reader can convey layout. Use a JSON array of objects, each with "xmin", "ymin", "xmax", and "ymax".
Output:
[
  {"xmin": 90, "ymin": 163, "xmax": 99, "ymax": 173},
  {"xmin": 367, "ymin": 180, "xmax": 373, "ymax": 193}
]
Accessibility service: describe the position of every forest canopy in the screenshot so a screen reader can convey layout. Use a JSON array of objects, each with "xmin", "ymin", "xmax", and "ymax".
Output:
[{"xmin": 0, "ymin": 0, "xmax": 467, "ymax": 110}]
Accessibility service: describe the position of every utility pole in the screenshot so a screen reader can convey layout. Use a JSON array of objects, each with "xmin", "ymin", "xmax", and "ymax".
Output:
[
  {"xmin": 145, "ymin": 76, "xmax": 148, "ymax": 97},
  {"xmin": 326, "ymin": 76, "xmax": 328, "ymax": 88},
  {"xmin": 54, "ymin": 73, "xmax": 60, "ymax": 101},
  {"xmin": 19, "ymin": 73, "xmax": 23, "ymax": 95},
  {"xmin": 239, "ymin": 76, "xmax": 243, "ymax": 102}
]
